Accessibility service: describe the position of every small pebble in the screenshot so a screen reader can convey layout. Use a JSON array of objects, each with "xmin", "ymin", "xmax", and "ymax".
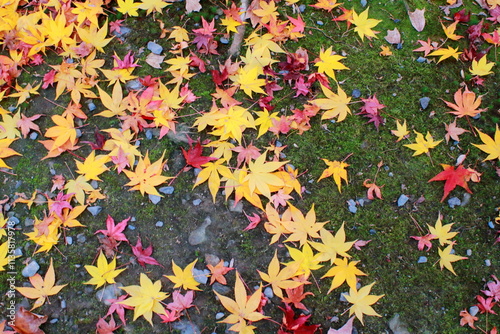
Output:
[
  {"xmin": 228, "ymin": 200, "xmax": 243, "ymax": 213},
  {"xmin": 466, "ymin": 249, "xmax": 472, "ymax": 256},
  {"xmin": 215, "ymin": 312, "xmax": 225, "ymax": 320},
  {"xmin": 90, "ymin": 180, "xmax": 99, "ymax": 189},
  {"xmin": 14, "ymin": 248, "xmax": 22, "ymax": 257},
  {"xmin": 112, "ymin": 26, "xmax": 131, "ymax": 37},
  {"xmin": 61, "ymin": 300, "xmax": 67, "ymax": 309},
  {"xmin": 149, "ymin": 194, "xmax": 161, "ymax": 204},
  {"xmin": 145, "ymin": 129, "xmax": 153, "ymax": 140},
  {"xmin": 416, "ymin": 57, "xmax": 427, "ymax": 63},
  {"xmin": 369, "ymin": 229, "xmax": 377, "ymax": 235},
  {"xmin": 461, "ymin": 193, "xmax": 471, "ymax": 207},
  {"xmin": 417, "ymin": 256, "xmax": 427, "ymax": 264},
  {"xmin": 388, "ymin": 172, "xmax": 394, "ymax": 177},
  {"xmin": 77, "ymin": 233, "xmax": 86, "ymax": 243},
  {"xmin": 264, "ymin": 287, "xmax": 274, "ymax": 299},
  {"xmin": 351, "ymin": 89, "xmax": 361, "ymax": 98},
  {"xmin": 447, "ymin": 197, "xmax": 461, "ymax": 208},
  {"xmin": 24, "ymin": 218, "xmax": 34, "ymax": 227},
  {"xmin": 87, "ymin": 206, "xmax": 102, "ymax": 216},
  {"xmin": 339, "ymin": 292, "xmax": 348, "ymax": 302},
  {"xmin": 131, "ymin": 216, "xmax": 137, "ymax": 222},
  {"xmin": 397, "ymin": 194, "xmax": 409, "ymax": 207},
  {"xmin": 469, "ymin": 305, "xmax": 479, "ymax": 317},
  {"xmin": 49, "ymin": 319, "xmax": 58, "ymax": 324},
  {"xmin": 194, "ymin": 168, "xmax": 202, "ymax": 177},
  {"xmin": 212, "ymin": 282, "xmax": 231, "ymax": 295},
  {"xmin": 298, "ymin": 4, "xmax": 306, "ymax": 12},
  {"xmin": 472, "ymin": 113, "xmax": 481, "ymax": 120},
  {"xmin": 192, "ymin": 199, "xmax": 202, "ymax": 206},
  {"xmin": 135, "ymin": 140, "xmax": 140, "ymax": 147},
  {"xmin": 29, "ymin": 132, "xmax": 38, "ymax": 140},
  {"xmin": 155, "ymin": 221, "xmax": 164, "ymax": 227},
  {"xmin": 160, "ymin": 186, "xmax": 175, "ymax": 195},
  {"xmin": 147, "ymin": 41, "xmax": 163, "ymax": 55},
  {"xmin": 219, "ymin": 37, "xmax": 229, "ymax": 44},
  {"xmin": 420, "ymin": 97, "xmax": 430, "ymax": 110},
  {"xmin": 485, "ymin": 259, "xmax": 491, "ymax": 267},
  {"xmin": 316, "ymin": 20, "xmax": 324, "ymax": 25},
  {"xmin": 125, "ymin": 79, "xmax": 144, "ymax": 91},
  {"xmin": 22, "ymin": 260, "xmax": 40, "ymax": 277},
  {"xmin": 488, "ymin": 221, "xmax": 495, "ymax": 229},
  {"xmin": 348, "ymin": 205, "xmax": 357, "ymax": 214},
  {"xmin": 76, "ymin": 129, "xmax": 82, "ymax": 138},
  {"xmin": 360, "ymin": 0, "xmax": 367, "ymax": 7},
  {"xmin": 87, "ymin": 101, "xmax": 96, "ymax": 112},
  {"xmin": 66, "ymin": 236, "xmax": 73, "ymax": 245},
  {"xmin": 128, "ymin": 225, "xmax": 136, "ymax": 230},
  {"xmin": 8, "ymin": 216, "xmax": 20, "ymax": 225},
  {"xmin": 192, "ymin": 268, "xmax": 209, "ymax": 284}
]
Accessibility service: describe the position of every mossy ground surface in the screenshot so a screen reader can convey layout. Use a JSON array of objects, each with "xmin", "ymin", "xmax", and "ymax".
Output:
[{"xmin": 0, "ymin": 0, "xmax": 500, "ymax": 333}]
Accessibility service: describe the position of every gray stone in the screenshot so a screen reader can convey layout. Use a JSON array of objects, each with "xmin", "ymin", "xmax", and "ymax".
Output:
[
  {"xmin": 61, "ymin": 300, "xmax": 67, "ymax": 309},
  {"xmin": 417, "ymin": 256, "xmax": 427, "ymax": 263},
  {"xmin": 388, "ymin": 313, "xmax": 410, "ymax": 334},
  {"xmin": 90, "ymin": 180, "xmax": 99, "ymax": 189},
  {"xmin": 147, "ymin": 41, "xmax": 163, "ymax": 55},
  {"xmin": 96, "ymin": 283, "xmax": 124, "ymax": 305},
  {"xmin": 145, "ymin": 129, "xmax": 153, "ymax": 140},
  {"xmin": 215, "ymin": 312, "xmax": 225, "ymax": 320},
  {"xmin": 155, "ymin": 221, "xmax": 164, "ymax": 227},
  {"xmin": 228, "ymin": 200, "xmax": 243, "ymax": 213},
  {"xmin": 189, "ymin": 217, "xmax": 211, "ymax": 245},
  {"xmin": 486, "ymin": 259, "xmax": 492, "ymax": 266},
  {"xmin": 29, "ymin": 132, "xmax": 38, "ymax": 140},
  {"xmin": 193, "ymin": 168, "xmax": 202, "ymax": 177},
  {"xmin": 469, "ymin": 305, "xmax": 479, "ymax": 316},
  {"xmin": 447, "ymin": 197, "xmax": 461, "ymax": 208},
  {"xmin": 489, "ymin": 221, "xmax": 495, "ymax": 229},
  {"xmin": 466, "ymin": 249, "xmax": 472, "ymax": 256},
  {"xmin": 212, "ymin": 282, "xmax": 231, "ymax": 295},
  {"xmin": 14, "ymin": 248, "xmax": 22, "ymax": 257},
  {"xmin": 159, "ymin": 186, "xmax": 175, "ymax": 195},
  {"xmin": 461, "ymin": 193, "xmax": 471, "ymax": 207},
  {"xmin": 264, "ymin": 287, "xmax": 274, "ymax": 299},
  {"xmin": 352, "ymin": 89, "xmax": 361, "ymax": 98},
  {"xmin": 316, "ymin": 20, "xmax": 324, "ymax": 25},
  {"xmin": 112, "ymin": 26, "xmax": 131, "ymax": 38},
  {"xmin": 397, "ymin": 194, "xmax": 409, "ymax": 207},
  {"xmin": 192, "ymin": 268, "xmax": 209, "ymax": 284},
  {"xmin": 360, "ymin": 0, "xmax": 367, "ymax": 7},
  {"xmin": 125, "ymin": 79, "xmax": 144, "ymax": 91},
  {"xmin": 66, "ymin": 236, "xmax": 73, "ymax": 245},
  {"xmin": 86, "ymin": 101, "xmax": 96, "ymax": 112},
  {"xmin": 76, "ymin": 129, "xmax": 82, "ymax": 138},
  {"xmin": 24, "ymin": 218, "xmax": 34, "ymax": 227},
  {"xmin": 192, "ymin": 199, "xmax": 202, "ymax": 206},
  {"xmin": 339, "ymin": 292, "xmax": 348, "ymax": 302},
  {"xmin": 128, "ymin": 225, "xmax": 136, "ymax": 230},
  {"xmin": 149, "ymin": 194, "xmax": 161, "ymax": 204},
  {"xmin": 420, "ymin": 97, "xmax": 430, "ymax": 110},
  {"xmin": 8, "ymin": 216, "xmax": 19, "ymax": 225},
  {"xmin": 172, "ymin": 320, "xmax": 201, "ymax": 334},
  {"xmin": 22, "ymin": 260, "xmax": 40, "ymax": 277},
  {"xmin": 77, "ymin": 233, "xmax": 86, "ymax": 243},
  {"xmin": 348, "ymin": 205, "xmax": 357, "ymax": 214},
  {"xmin": 87, "ymin": 206, "xmax": 102, "ymax": 216},
  {"xmin": 298, "ymin": 4, "xmax": 306, "ymax": 12},
  {"xmin": 416, "ymin": 57, "xmax": 427, "ymax": 63},
  {"xmin": 219, "ymin": 37, "xmax": 229, "ymax": 44}
]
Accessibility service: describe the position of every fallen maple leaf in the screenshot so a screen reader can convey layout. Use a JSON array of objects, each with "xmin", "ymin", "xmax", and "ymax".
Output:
[
  {"xmin": 350, "ymin": 7, "xmax": 381, "ymax": 41},
  {"xmin": 439, "ymin": 244, "xmax": 467, "ymax": 275},
  {"xmin": 328, "ymin": 316, "xmax": 354, "ymax": 334},
  {"xmin": 318, "ymin": 158, "xmax": 349, "ymax": 193},
  {"xmin": 384, "ymin": 28, "xmax": 401, "ymax": 44},
  {"xmin": 16, "ymin": 258, "xmax": 67, "ymax": 310},
  {"xmin": 443, "ymin": 87, "xmax": 485, "ymax": 118},
  {"xmin": 391, "ymin": 119, "xmax": 409, "ymax": 142},
  {"xmin": 165, "ymin": 259, "xmax": 201, "ymax": 291},
  {"xmin": 459, "ymin": 309, "xmax": 478, "ymax": 329},
  {"xmin": 473, "ymin": 124, "xmax": 500, "ymax": 161},
  {"xmin": 444, "ymin": 119, "xmax": 469, "ymax": 143},
  {"xmin": 167, "ymin": 289, "xmax": 195, "ymax": 313},
  {"xmin": 410, "ymin": 234, "xmax": 436, "ymax": 251},
  {"xmin": 363, "ymin": 179, "xmax": 383, "ymax": 200},
  {"xmin": 207, "ymin": 259, "xmax": 234, "ymax": 285},
  {"xmin": 131, "ymin": 236, "xmax": 161, "ymax": 267},
  {"xmin": 282, "ymin": 285, "xmax": 314, "ymax": 311},
  {"xmin": 96, "ymin": 316, "xmax": 120, "ymax": 334},
  {"xmin": 427, "ymin": 214, "xmax": 457, "ymax": 246},
  {"xmin": 258, "ymin": 250, "xmax": 302, "ymax": 298},
  {"xmin": 428, "ymin": 164, "xmax": 476, "ymax": 202},
  {"xmin": 85, "ymin": 251, "xmax": 126, "ymax": 289},
  {"xmin": 344, "ymin": 282, "xmax": 384, "ymax": 325},
  {"xmin": 11, "ymin": 307, "xmax": 47, "ymax": 334},
  {"xmin": 322, "ymin": 257, "xmax": 366, "ymax": 293},
  {"xmin": 404, "ymin": 131, "xmax": 441, "ymax": 156},
  {"xmin": 408, "ymin": 8, "xmax": 426, "ymax": 32}
]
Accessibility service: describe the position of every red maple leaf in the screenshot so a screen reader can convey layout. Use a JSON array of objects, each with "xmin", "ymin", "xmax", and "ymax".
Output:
[
  {"xmin": 181, "ymin": 140, "xmax": 217, "ymax": 169},
  {"xmin": 279, "ymin": 303, "xmax": 320, "ymax": 334},
  {"xmin": 357, "ymin": 95, "xmax": 385, "ymax": 130},
  {"xmin": 48, "ymin": 192, "xmax": 73, "ymax": 218},
  {"xmin": 428, "ymin": 164, "xmax": 474, "ymax": 202},
  {"xmin": 106, "ymin": 295, "xmax": 133, "ymax": 326},
  {"xmin": 95, "ymin": 215, "xmax": 130, "ymax": 243},
  {"xmin": 282, "ymin": 285, "xmax": 313, "ymax": 311},
  {"xmin": 410, "ymin": 234, "xmax": 436, "ymax": 251},
  {"xmin": 131, "ymin": 236, "xmax": 162, "ymax": 267},
  {"xmin": 477, "ymin": 295, "xmax": 497, "ymax": 315},
  {"xmin": 96, "ymin": 316, "xmax": 120, "ymax": 334},
  {"xmin": 243, "ymin": 211, "xmax": 262, "ymax": 231}
]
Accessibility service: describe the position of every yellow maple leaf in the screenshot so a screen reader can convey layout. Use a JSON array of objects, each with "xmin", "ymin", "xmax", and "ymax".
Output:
[
  {"xmin": 117, "ymin": 0, "xmax": 141, "ymax": 16},
  {"xmin": 75, "ymin": 151, "xmax": 110, "ymax": 181},
  {"xmin": 139, "ymin": 0, "xmax": 170, "ymax": 15},
  {"xmin": 194, "ymin": 158, "xmax": 234, "ymax": 202},
  {"xmin": 252, "ymin": 0, "xmax": 278, "ymax": 24},
  {"xmin": 231, "ymin": 66, "xmax": 266, "ymax": 98},
  {"xmin": 314, "ymin": 47, "xmax": 348, "ymax": 82},
  {"xmin": 76, "ymin": 20, "xmax": 113, "ymax": 53},
  {"xmin": 123, "ymin": 151, "xmax": 170, "ymax": 197},
  {"xmin": 439, "ymin": 244, "xmax": 467, "ymax": 275},
  {"xmin": 264, "ymin": 203, "xmax": 293, "ymax": 244},
  {"xmin": 427, "ymin": 214, "xmax": 457, "ymax": 246},
  {"xmin": 441, "ymin": 20, "xmax": 463, "ymax": 41},
  {"xmin": 311, "ymin": 84, "xmax": 351, "ymax": 122},
  {"xmin": 470, "ymin": 56, "xmax": 495, "ymax": 76},
  {"xmin": 283, "ymin": 204, "xmax": 327, "ymax": 246},
  {"xmin": 16, "ymin": 258, "xmax": 66, "ymax": 310},
  {"xmin": 215, "ymin": 271, "xmax": 268, "ymax": 333},
  {"xmin": 165, "ymin": 259, "xmax": 201, "ymax": 291},
  {"xmin": 310, "ymin": 223, "xmax": 355, "ymax": 264},
  {"xmin": 318, "ymin": 158, "xmax": 349, "ymax": 192},
  {"xmin": 84, "ymin": 251, "xmax": 126, "ymax": 289},
  {"xmin": 473, "ymin": 124, "xmax": 500, "ymax": 161},
  {"xmin": 210, "ymin": 105, "xmax": 256, "ymax": 144},
  {"xmin": 350, "ymin": 7, "xmax": 381, "ymax": 40},
  {"xmin": 310, "ymin": 0, "xmax": 341, "ymax": 11},
  {"xmin": 344, "ymin": 282, "xmax": 384, "ymax": 325},
  {"xmin": 25, "ymin": 220, "xmax": 60, "ymax": 254},
  {"xmin": 254, "ymin": 108, "xmax": 280, "ymax": 138},
  {"xmin": 71, "ymin": 0, "xmax": 104, "ymax": 26},
  {"xmin": 404, "ymin": 131, "xmax": 442, "ymax": 156},
  {"xmin": 0, "ymin": 241, "xmax": 11, "ymax": 271},
  {"xmin": 322, "ymin": 257, "xmax": 366, "ymax": 293},
  {"xmin": 222, "ymin": 168, "xmax": 264, "ymax": 209},
  {"xmin": 9, "ymin": 81, "xmax": 40, "ymax": 106},
  {"xmin": 169, "ymin": 26, "xmax": 190, "ymax": 43},
  {"xmin": 443, "ymin": 87, "xmax": 485, "ymax": 118},
  {"xmin": 0, "ymin": 138, "xmax": 21, "ymax": 169},
  {"xmin": 244, "ymin": 152, "xmax": 288, "ymax": 199},
  {"xmin": 119, "ymin": 273, "xmax": 168, "ymax": 325},
  {"xmin": 379, "ymin": 45, "xmax": 393, "ymax": 56},
  {"xmin": 258, "ymin": 250, "xmax": 302, "ymax": 299},
  {"xmin": 64, "ymin": 175, "xmax": 94, "ymax": 205},
  {"xmin": 44, "ymin": 114, "xmax": 78, "ymax": 149},
  {"xmin": 390, "ymin": 120, "xmax": 409, "ymax": 142},
  {"xmin": 285, "ymin": 243, "xmax": 323, "ymax": 278},
  {"xmin": 0, "ymin": 112, "xmax": 21, "ymax": 139},
  {"xmin": 428, "ymin": 46, "xmax": 462, "ymax": 63},
  {"xmin": 60, "ymin": 205, "xmax": 86, "ymax": 228}
]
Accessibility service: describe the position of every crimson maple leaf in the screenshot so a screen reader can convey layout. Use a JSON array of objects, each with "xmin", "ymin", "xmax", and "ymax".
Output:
[
  {"xmin": 131, "ymin": 236, "xmax": 162, "ymax": 267},
  {"xmin": 106, "ymin": 295, "xmax": 133, "ymax": 326},
  {"xmin": 95, "ymin": 215, "xmax": 130, "ymax": 244},
  {"xmin": 182, "ymin": 140, "xmax": 217, "ymax": 169},
  {"xmin": 48, "ymin": 192, "xmax": 73, "ymax": 218},
  {"xmin": 282, "ymin": 285, "xmax": 314, "ymax": 311},
  {"xmin": 243, "ymin": 211, "xmax": 262, "ymax": 231},
  {"xmin": 357, "ymin": 95, "xmax": 385, "ymax": 130},
  {"xmin": 428, "ymin": 164, "xmax": 475, "ymax": 202},
  {"xmin": 279, "ymin": 303, "xmax": 320, "ymax": 334},
  {"xmin": 477, "ymin": 295, "xmax": 497, "ymax": 314}
]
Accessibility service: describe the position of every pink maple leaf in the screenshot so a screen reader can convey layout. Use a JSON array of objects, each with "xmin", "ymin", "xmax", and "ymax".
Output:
[
  {"xmin": 131, "ymin": 236, "xmax": 162, "ymax": 267},
  {"xmin": 48, "ymin": 192, "xmax": 73, "ymax": 218},
  {"xmin": 483, "ymin": 275, "xmax": 500, "ymax": 302},
  {"xmin": 232, "ymin": 143, "xmax": 261, "ymax": 167},
  {"xmin": 477, "ymin": 295, "xmax": 497, "ymax": 315},
  {"xmin": 271, "ymin": 189, "xmax": 293, "ymax": 208},
  {"xmin": 96, "ymin": 316, "xmax": 120, "ymax": 334},
  {"xmin": 357, "ymin": 95, "xmax": 386, "ymax": 130},
  {"xmin": 410, "ymin": 234, "xmax": 436, "ymax": 251},
  {"xmin": 109, "ymin": 20, "xmax": 125, "ymax": 34},
  {"xmin": 95, "ymin": 215, "xmax": 130, "ymax": 243},
  {"xmin": 105, "ymin": 295, "xmax": 133, "ymax": 326},
  {"xmin": 159, "ymin": 309, "xmax": 181, "ymax": 323},
  {"xmin": 243, "ymin": 211, "xmax": 261, "ymax": 231},
  {"xmin": 167, "ymin": 290, "xmax": 195, "ymax": 313},
  {"xmin": 353, "ymin": 239, "xmax": 371, "ymax": 250}
]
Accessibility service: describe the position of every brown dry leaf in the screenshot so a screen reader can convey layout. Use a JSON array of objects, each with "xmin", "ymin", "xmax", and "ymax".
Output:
[
  {"xmin": 11, "ymin": 307, "xmax": 47, "ymax": 334},
  {"xmin": 384, "ymin": 28, "xmax": 401, "ymax": 44},
  {"xmin": 408, "ymin": 9, "xmax": 426, "ymax": 32},
  {"xmin": 145, "ymin": 53, "xmax": 165, "ymax": 69},
  {"xmin": 185, "ymin": 0, "xmax": 201, "ymax": 13}
]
